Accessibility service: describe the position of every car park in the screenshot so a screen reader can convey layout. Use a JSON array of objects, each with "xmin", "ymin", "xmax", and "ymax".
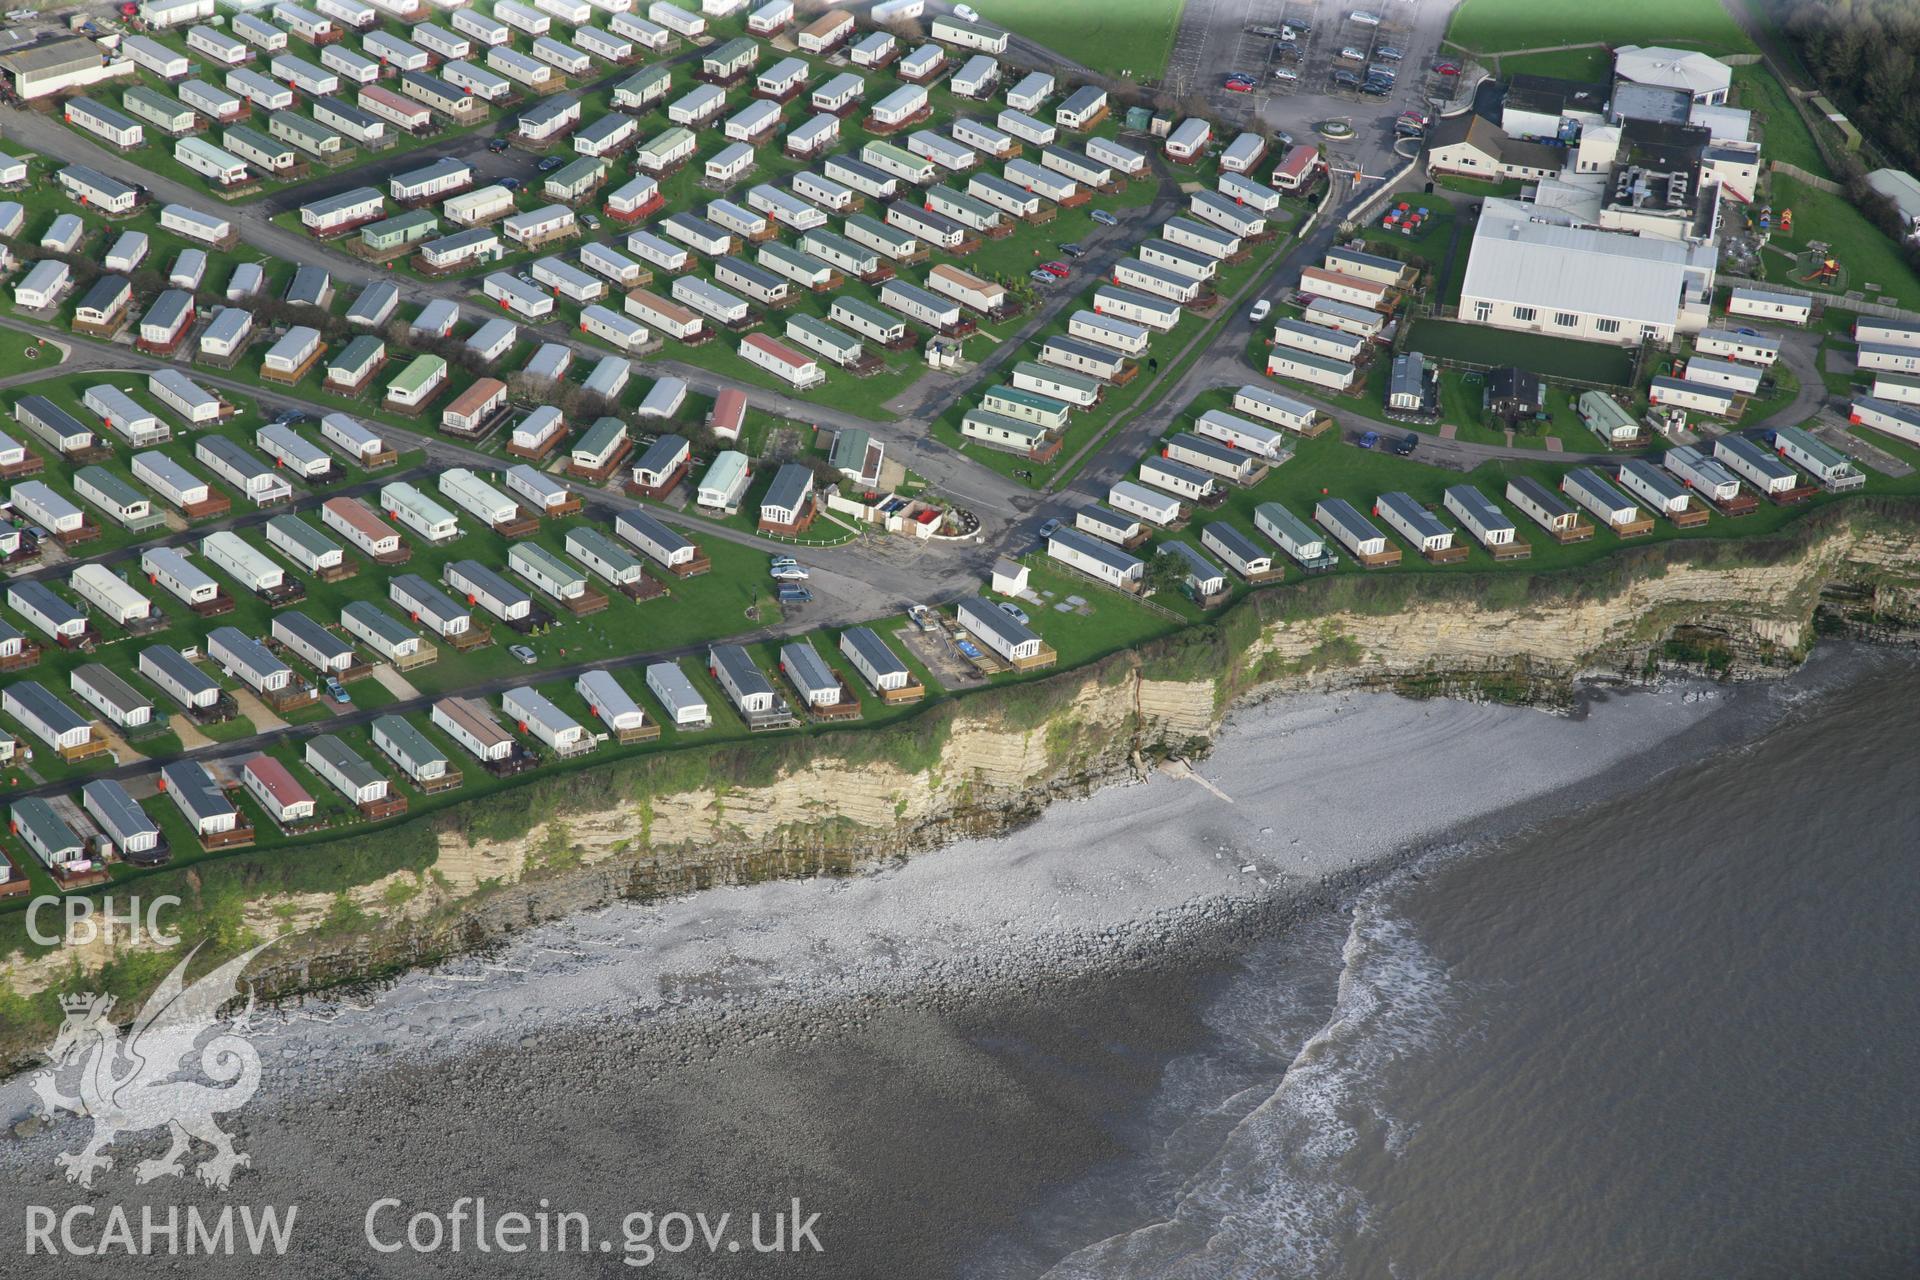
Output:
[
  {"xmin": 509, "ymin": 644, "xmax": 538, "ymax": 664},
  {"xmin": 1249, "ymin": 299, "xmax": 1272, "ymax": 322}
]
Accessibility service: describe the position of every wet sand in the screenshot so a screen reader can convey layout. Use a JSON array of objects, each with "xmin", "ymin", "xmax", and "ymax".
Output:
[{"xmin": 0, "ymin": 680, "xmax": 1748, "ymax": 1278}]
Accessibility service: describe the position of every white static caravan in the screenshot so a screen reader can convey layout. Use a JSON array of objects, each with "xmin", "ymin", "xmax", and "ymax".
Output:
[
  {"xmin": 1193, "ymin": 409, "xmax": 1288, "ymax": 461},
  {"xmin": 950, "ymin": 54, "xmax": 999, "ymax": 99},
  {"xmin": 1232, "ymin": 384, "xmax": 1320, "ymax": 435},
  {"xmin": 1373, "ymin": 491, "xmax": 1454, "ymax": 556},
  {"xmin": 71, "ymin": 564, "xmax": 153, "ymax": 627},
  {"xmin": 1067, "ymin": 309, "xmax": 1150, "ymax": 357},
  {"xmin": 1561, "ymin": 467, "xmax": 1650, "ymax": 533},
  {"xmin": 1107, "ymin": 479, "xmax": 1181, "ymax": 528},
  {"xmin": 1648, "ymin": 375, "xmax": 1736, "ymax": 417},
  {"xmin": 1683, "ymin": 355, "xmax": 1764, "ymax": 395},
  {"xmin": 1616, "ymin": 457, "xmax": 1696, "ymax": 519},
  {"xmin": 1774, "ymin": 425, "xmax": 1864, "ymax": 491},
  {"xmin": 507, "ymin": 465, "xmax": 573, "ymax": 517},
  {"xmin": 1726, "ymin": 287, "xmax": 1812, "ymax": 326},
  {"xmin": 434, "ymin": 697, "xmax": 515, "ymax": 766},
  {"xmin": 1695, "ymin": 328, "xmax": 1781, "ymax": 367},
  {"xmin": 646, "ymin": 661, "xmax": 710, "ymax": 728},
  {"xmin": 380, "ymin": 481, "xmax": 460, "ymax": 543},
  {"xmin": 1850, "ymin": 395, "xmax": 1920, "ymax": 448},
  {"xmin": 1444, "ymin": 484, "xmax": 1518, "ymax": 550},
  {"xmin": 1091, "ymin": 284, "xmax": 1180, "ymax": 333},
  {"xmin": 444, "ymin": 560, "xmax": 531, "ymax": 624},
  {"xmin": 580, "ymin": 304, "xmax": 650, "ymax": 351},
  {"xmin": 390, "ymin": 574, "xmax": 470, "ymax": 639},
  {"xmin": 1048, "ymin": 526, "xmax": 1143, "ymax": 591}
]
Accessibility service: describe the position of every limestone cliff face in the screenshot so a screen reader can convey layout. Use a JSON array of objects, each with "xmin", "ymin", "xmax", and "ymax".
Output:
[{"xmin": 5, "ymin": 508, "xmax": 1918, "ymax": 1030}]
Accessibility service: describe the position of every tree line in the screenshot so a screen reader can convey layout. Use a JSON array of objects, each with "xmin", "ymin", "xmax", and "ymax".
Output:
[{"xmin": 1775, "ymin": 0, "xmax": 1920, "ymax": 274}]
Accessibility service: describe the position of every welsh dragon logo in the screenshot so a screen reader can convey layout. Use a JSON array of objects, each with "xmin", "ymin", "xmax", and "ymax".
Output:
[{"xmin": 31, "ymin": 942, "xmax": 272, "ymax": 1191}]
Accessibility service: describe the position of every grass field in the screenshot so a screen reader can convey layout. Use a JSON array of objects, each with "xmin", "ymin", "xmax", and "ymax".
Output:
[
  {"xmin": 0, "ymin": 329, "xmax": 62, "ymax": 380},
  {"xmin": 1493, "ymin": 48, "xmax": 1612, "ymax": 81},
  {"xmin": 1403, "ymin": 320, "xmax": 1638, "ymax": 386},
  {"xmin": 1757, "ymin": 176, "xmax": 1920, "ymax": 311},
  {"xmin": 1445, "ymin": 0, "xmax": 1755, "ymax": 55},
  {"xmin": 1732, "ymin": 64, "xmax": 1829, "ymax": 179},
  {"xmin": 971, "ymin": 0, "xmax": 1187, "ymax": 81}
]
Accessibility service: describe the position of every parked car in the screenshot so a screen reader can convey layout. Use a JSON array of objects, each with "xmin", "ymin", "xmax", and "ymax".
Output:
[
  {"xmin": 1332, "ymin": 69, "xmax": 1361, "ymax": 88},
  {"xmin": 324, "ymin": 676, "xmax": 349, "ymax": 703},
  {"xmin": 1393, "ymin": 432, "xmax": 1419, "ymax": 456},
  {"xmin": 1357, "ymin": 430, "xmax": 1380, "ymax": 449},
  {"xmin": 1434, "ymin": 61, "xmax": 1462, "ymax": 76},
  {"xmin": 1273, "ymin": 66, "xmax": 1299, "ymax": 82},
  {"xmin": 1091, "ymin": 209, "xmax": 1119, "ymax": 226},
  {"xmin": 582, "ymin": 214, "xmax": 600, "ymax": 231},
  {"xmin": 998, "ymin": 602, "xmax": 1030, "ymax": 625},
  {"xmin": 1037, "ymin": 517, "xmax": 1062, "ymax": 538},
  {"xmin": 776, "ymin": 585, "xmax": 812, "ymax": 604},
  {"xmin": 1040, "ymin": 260, "xmax": 1070, "ymax": 277},
  {"xmin": 509, "ymin": 644, "xmax": 538, "ymax": 664},
  {"xmin": 1249, "ymin": 299, "xmax": 1272, "ymax": 322},
  {"xmin": 1223, "ymin": 73, "xmax": 1257, "ymax": 92},
  {"xmin": 769, "ymin": 555, "xmax": 798, "ymax": 569},
  {"xmin": 1276, "ymin": 41, "xmax": 1300, "ymax": 58},
  {"xmin": 1377, "ymin": 45, "xmax": 1403, "ymax": 60},
  {"xmin": 1361, "ymin": 79, "xmax": 1392, "ymax": 96},
  {"xmin": 954, "ymin": 3, "xmax": 979, "ymax": 20},
  {"xmin": 1029, "ymin": 269, "xmax": 1056, "ymax": 283},
  {"xmin": 488, "ymin": 138, "xmax": 508, "ymax": 153},
  {"xmin": 537, "ymin": 156, "xmax": 563, "ymax": 172},
  {"xmin": 1059, "ymin": 242, "xmax": 1086, "ymax": 256},
  {"xmin": 502, "ymin": 177, "xmax": 523, "ymax": 191},
  {"xmin": 1350, "ymin": 9, "xmax": 1382, "ymax": 25},
  {"xmin": 770, "ymin": 565, "xmax": 809, "ymax": 581}
]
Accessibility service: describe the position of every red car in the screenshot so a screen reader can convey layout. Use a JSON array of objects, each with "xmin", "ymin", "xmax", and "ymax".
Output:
[
  {"xmin": 1434, "ymin": 62, "xmax": 1462, "ymax": 76},
  {"xmin": 1223, "ymin": 74, "xmax": 1256, "ymax": 92},
  {"xmin": 1040, "ymin": 261, "xmax": 1070, "ymax": 277}
]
